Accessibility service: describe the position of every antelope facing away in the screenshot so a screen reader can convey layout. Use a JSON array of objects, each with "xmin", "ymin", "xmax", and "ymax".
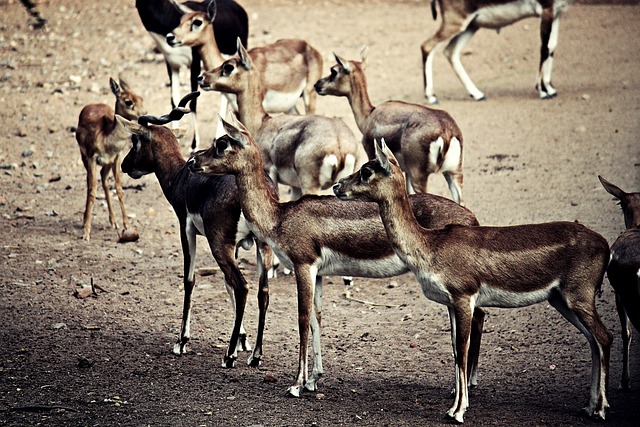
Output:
[
  {"xmin": 75, "ymin": 76, "xmax": 146, "ymax": 241},
  {"xmin": 421, "ymin": 0, "xmax": 573, "ymax": 104},
  {"xmin": 166, "ymin": 0, "xmax": 323, "ymax": 123},
  {"xmin": 199, "ymin": 40, "xmax": 365, "ymax": 199},
  {"xmin": 135, "ymin": 0, "xmax": 248, "ymax": 149},
  {"xmin": 333, "ymin": 140, "xmax": 612, "ymax": 423},
  {"xmin": 315, "ymin": 49, "xmax": 464, "ymax": 203},
  {"xmin": 188, "ymin": 114, "xmax": 482, "ymax": 400},
  {"xmin": 118, "ymin": 93, "xmax": 278, "ymax": 368},
  {"xmin": 599, "ymin": 175, "xmax": 640, "ymax": 390}
]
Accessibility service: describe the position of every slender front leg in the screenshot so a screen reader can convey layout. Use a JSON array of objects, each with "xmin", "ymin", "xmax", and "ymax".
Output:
[
  {"xmin": 174, "ymin": 223, "xmax": 197, "ymax": 355},
  {"xmin": 536, "ymin": 10, "xmax": 560, "ymax": 99},
  {"xmin": 444, "ymin": 25, "xmax": 485, "ymax": 101},
  {"xmin": 248, "ymin": 241, "xmax": 272, "ymax": 367},
  {"xmin": 615, "ymin": 294, "xmax": 631, "ymax": 390},
  {"xmin": 447, "ymin": 300, "xmax": 473, "ymax": 424},
  {"xmin": 305, "ymin": 274, "xmax": 324, "ymax": 392},
  {"xmin": 112, "ymin": 157, "xmax": 129, "ymax": 230},
  {"xmin": 100, "ymin": 165, "xmax": 118, "ymax": 229},
  {"xmin": 81, "ymin": 156, "xmax": 97, "ymax": 241},
  {"xmin": 287, "ymin": 264, "xmax": 316, "ymax": 397}
]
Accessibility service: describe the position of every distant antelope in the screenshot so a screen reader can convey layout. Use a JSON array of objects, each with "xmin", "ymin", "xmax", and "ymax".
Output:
[
  {"xmin": 188, "ymin": 114, "xmax": 482, "ymax": 399},
  {"xmin": 135, "ymin": 0, "xmax": 248, "ymax": 149},
  {"xmin": 75, "ymin": 76, "xmax": 146, "ymax": 241},
  {"xmin": 166, "ymin": 0, "xmax": 323, "ymax": 125},
  {"xmin": 333, "ymin": 140, "xmax": 611, "ymax": 423},
  {"xmin": 421, "ymin": 0, "xmax": 572, "ymax": 104},
  {"xmin": 118, "ymin": 93, "xmax": 278, "ymax": 368},
  {"xmin": 199, "ymin": 40, "xmax": 364, "ymax": 199},
  {"xmin": 315, "ymin": 49, "xmax": 463, "ymax": 203},
  {"xmin": 599, "ymin": 175, "xmax": 640, "ymax": 390}
]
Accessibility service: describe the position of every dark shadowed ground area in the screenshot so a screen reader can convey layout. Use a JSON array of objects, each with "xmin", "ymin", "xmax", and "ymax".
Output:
[{"xmin": 1, "ymin": 0, "xmax": 639, "ymax": 425}]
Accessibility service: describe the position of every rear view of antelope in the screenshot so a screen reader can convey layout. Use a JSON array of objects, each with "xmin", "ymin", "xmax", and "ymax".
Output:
[
  {"xmin": 599, "ymin": 175, "xmax": 640, "ymax": 390},
  {"xmin": 166, "ymin": 1, "xmax": 323, "ymax": 120},
  {"xmin": 333, "ymin": 140, "xmax": 612, "ymax": 423},
  {"xmin": 75, "ymin": 76, "xmax": 146, "ymax": 241},
  {"xmin": 421, "ymin": 0, "xmax": 572, "ymax": 104},
  {"xmin": 315, "ymin": 49, "xmax": 463, "ymax": 203},
  {"xmin": 200, "ymin": 40, "xmax": 364, "ymax": 199}
]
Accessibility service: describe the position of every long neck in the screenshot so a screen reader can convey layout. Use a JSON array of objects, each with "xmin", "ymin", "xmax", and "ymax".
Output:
[
  {"xmin": 153, "ymin": 141, "xmax": 187, "ymax": 204},
  {"xmin": 236, "ymin": 79, "xmax": 270, "ymax": 136},
  {"xmin": 347, "ymin": 71, "xmax": 375, "ymax": 133},
  {"xmin": 197, "ymin": 29, "xmax": 225, "ymax": 70},
  {"xmin": 233, "ymin": 149, "xmax": 280, "ymax": 236},
  {"xmin": 376, "ymin": 186, "xmax": 430, "ymax": 267}
]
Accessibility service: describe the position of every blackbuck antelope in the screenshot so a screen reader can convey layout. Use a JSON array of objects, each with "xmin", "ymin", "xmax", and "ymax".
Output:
[
  {"xmin": 166, "ymin": 2, "xmax": 323, "ymax": 123},
  {"xmin": 118, "ymin": 93, "xmax": 278, "ymax": 368},
  {"xmin": 135, "ymin": 0, "xmax": 248, "ymax": 149},
  {"xmin": 333, "ymin": 140, "xmax": 612, "ymax": 423},
  {"xmin": 599, "ymin": 175, "xmax": 640, "ymax": 390},
  {"xmin": 315, "ymin": 49, "xmax": 464, "ymax": 203},
  {"xmin": 75, "ymin": 76, "xmax": 146, "ymax": 241},
  {"xmin": 421, "ymin": 0, "xmax": 572, "ymax": 104},
  {"xmin": 188, "ymin": 114, "xmax": 481, "ymax": 399},
  {"xmin": 199, "ymin": 40, "xmax": 364, "ymax": 200}
]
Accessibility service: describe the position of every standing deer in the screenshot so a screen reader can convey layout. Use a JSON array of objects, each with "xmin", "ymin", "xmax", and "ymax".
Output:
[
  {"xmin": 117, "ymin": 93, "xmax": 278, "ymax": 368},
  {"xmin": 135, "ymin": 0, "xmax": 248, "ymax": 149},
  {"xmin": 199, "ymin": 40, "xmax": 364, "ymax": 200},
  {"xmin": 599, "ymin": 175, "xmax": 640, "ymax": 390},
  {"xmin": 333, "ymin": 140, "xmax": 612, "ymax": 423},
  {"xmin": 75, "ymin": 76, "xmax": 146, "ymax": 241},
  {"xmin": 188, "ymin": 114, "xmax": 483, "ymax": 400},
  {"xmin": 315, "ymin": 49, "xmax": 464, "ymax": 203},
  {"xmin": 421, "ymin": 0, "xmax": 572, "ymax": 104},
  {"xmin": 166, "ymin": 0, "xmax": 323, "ymax": 123}
]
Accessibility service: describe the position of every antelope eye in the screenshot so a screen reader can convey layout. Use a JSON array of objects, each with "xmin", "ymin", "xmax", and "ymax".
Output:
[
  {"xmin": 360, "ymin": 167, "xmax": 373, "ymax": 181},
  {"xmin": 330, "ymin": 69, "xmax": 337, "ymax": 80},
  {"xmin": 125, "ymin": 100, "xmax": 134, "ymax": 108},
  {"xmin": 222, "ymin": 62, "xmax": 235, "ymax": 76},
  {"xmin": 192, "ymin": 19, "xmax": 203, "ymax": 29}
]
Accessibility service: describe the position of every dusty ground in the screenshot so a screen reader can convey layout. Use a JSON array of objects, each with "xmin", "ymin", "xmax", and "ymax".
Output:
[{"xmin": 1, "ymin": 0, "xmax": 639, "ymax": 426}]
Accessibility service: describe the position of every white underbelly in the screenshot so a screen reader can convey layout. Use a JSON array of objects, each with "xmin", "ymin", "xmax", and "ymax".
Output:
[
  {"xmin": 317, "ymin": 247, "xmax": 408, "ymax": 278},
  {"xmin": 476, "ymin": 280, "xmax": 559, "ymax": 308},
  {"xmin": 262, "ymin": 82, "xmax": 306, "ymax": 113}
]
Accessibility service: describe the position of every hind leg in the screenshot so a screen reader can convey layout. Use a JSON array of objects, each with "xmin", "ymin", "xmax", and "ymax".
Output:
[{"xmin": 615, "ymin": 293, "xmax": 631, "ymax": 390}]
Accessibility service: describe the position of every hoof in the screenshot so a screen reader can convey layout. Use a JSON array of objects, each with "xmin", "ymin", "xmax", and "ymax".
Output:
[
  {"xmin": 426, "ymin": 95, "xmax": 439, "ymax": 105},
  {"xmin": 247, "ymin": 355, "xmax": 262, "ymax": 368},
  {"xmin": 444, "ymin": 411, "xmax": 464, "ymax": 424},
  {"xmin": 582, "ymin": 406, "xmax": 607, "ymax": 421},
  {"xmin": 222, "ymin": 355, "xmax": 237, "ymax": 368},
  {"xmin": 172, "ymin": 342, "xmax": 187, "ymax": 355},
  {"xmin": 286, "ymin": 385, "xmax": 302, "ymax": 398},
  {"xmin": 472, "ymin": 95, "xmax": 486, "ymax": 102}
]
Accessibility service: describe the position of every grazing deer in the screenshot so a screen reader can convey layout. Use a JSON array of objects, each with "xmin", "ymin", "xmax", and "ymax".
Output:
[
  {"xmin": 315, "ymin": 49, "xmax": 464, "ymax": 203},
  {"xmin": 75, "ymin": 76, "xmax": 146, "ymax": 241},
  {"xmin": 599, "ymin": 175, "xmax": 640, "ymax": 390},
  {"xmin": 188, "ymin": 114, "xmax": 482, "ymax": 399},
  {"xmin": 421, "ymin": 0, "xmax": 572, "ymax": 104},
  {"xmin": 166, "ymin": 0, "xmax": 323, "ymax": 123},
  {"xmin": 199, "ymin": 40, "xmax": 364, "ymax": 200},
  {"xmin": 333, "ymin": 140, "xmax": 612, "ymax": 423},
  {"xmin": 135, "ymin": 0, "xmax": 248, "ymax": 149},
  {"xmin": 117, "ymin": 93, "xmax": 278, "ymax": 368}
]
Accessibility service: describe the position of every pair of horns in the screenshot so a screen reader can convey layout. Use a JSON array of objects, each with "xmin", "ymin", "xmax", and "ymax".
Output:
[{"xmin": 137, "ymin": 92, "xmax": 200, "ymax": 127}]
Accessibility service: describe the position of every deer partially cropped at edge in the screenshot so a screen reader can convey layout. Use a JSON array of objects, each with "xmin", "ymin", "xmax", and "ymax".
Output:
[
  {"xmin": 75, "ymin": 76, "xmax": 146, "ymax": 241},
  {"xmin": 599, "ymin": 175, "xmax": 640, "ymax": 390},
  {"xmin": 188, "ymin": 114, "xmax": 483, "ymax": 399},
  {"xmin": 315, "ymin": 49, "xmax": 464, "ymax": 203},
  {"xmin": 421, "ymin": 0, "xmax": 572, "ymax": 104},
  {"xmin": 199, "ymin": 40, "xmax": 364, "ymax": 199},
  {"xmin": 166, "ymin": 0, "xmax": 323, "ymax": 124},
  {"xmin": 333, "ymin": 140, "xmax": 611, "ymax": 423},
  {"xmin": 116, "ymin": 93, "xmax": 278, "ymax": 368}
]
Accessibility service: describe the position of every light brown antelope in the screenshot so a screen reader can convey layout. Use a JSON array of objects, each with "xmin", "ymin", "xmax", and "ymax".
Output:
[
  {"xmin": 188, "ymin": 114, "xmax": 482, "ymax": 399},
  {"xmin": 75, "ymin": 76, "xmax": 146, "ymax": 241},
  {"xmin": 315, "ymin": 49, "xmax": 464, "ymax": 203},
  {"xmin": 199, "ymin": 40, "xmax": 365, "ymax": 200},
  {"xmin": 117, "ymin": 93, "xmax": 278, "ymax": 368},
  {"xmin": 421, "ymin": 0, "xmax": 572, "ymax": 104},
  {"xmin": 333, "ymin": 140, "xmax": 612, "ymax": 423},
  {"xmin": 599, "ymin": 175, "xmax": 640, "ymax": 390},
  {"xmin": 166, "ymin": 0, "xmax": 323, "ymax": 122}
]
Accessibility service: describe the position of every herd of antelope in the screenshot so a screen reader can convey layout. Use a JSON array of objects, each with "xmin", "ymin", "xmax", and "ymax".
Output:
[{"xmin": 72, "ymin": 0, "xmax": 638, "ymax": 423}]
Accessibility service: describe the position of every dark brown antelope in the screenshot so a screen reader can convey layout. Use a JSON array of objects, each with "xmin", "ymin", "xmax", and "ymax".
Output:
[
  {"xmin": 315, "ymin": 49, "xmax": 464, "ymax": 203},
  {"xmin": 421, "ymin": 0, "xmax": 572, "ymax": 104},
  {"xmin": 599, "ymin": 175, "xmax": 640, "ymax": 390},
  {"xmin": 188, "ymin": 114, "xmax": 482, "ymax": 399},
  {"xmin": 117, "ymin": 93, "xmax": 278, "ymax": 368},
  {"xmin": 75, "ymin": 76, "xmax": 146, "ymax": 241},
  {"xmin": 333, "ymin": 140, "xmax": 612, "ymax": 423}
]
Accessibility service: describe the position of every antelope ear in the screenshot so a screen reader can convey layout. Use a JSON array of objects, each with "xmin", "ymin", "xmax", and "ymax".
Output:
[
  {"xmin": 333, "ymin": 53, "xmax": 351, "ymax": 73},
  {"xmin": 374, "ymin": 139, "xmax": 391, "ymax": 175},
  {"xmin": 598, "ymin": 175, "xmax": 626, "ymax": 200},
  {"xmin": 237, "ymin": 37, "xmax": 252, "ymax": 69},
  {"xmin": 207, "ymin": 0, "xmax": 217, "ymax": 22},
  {"xmin": 219, "ymin": 114, "xmax": 249, "ymax": 148},
  {"xmin": 117, "ymin": 74, "xmax": 132, "ymax": 93},
  {"xmin": 360, "ymin": 45, "xmax": 368, "ymax": 69},
  {"xmin": 168, "ymin": 0, "xmax": 193, "ymax": 14},
  {"xmin": 110, "ymin": 77, "xmax": 120, "ymax": 96},
  {"xmin": 115, "ymin": 114, "xmax": 142, "ymax": 134}
]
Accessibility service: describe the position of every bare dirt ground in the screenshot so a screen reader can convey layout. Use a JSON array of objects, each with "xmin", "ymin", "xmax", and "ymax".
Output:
[{"xmin": 1, "ymin": 1, "xmax": 639, "ymax": 426}]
